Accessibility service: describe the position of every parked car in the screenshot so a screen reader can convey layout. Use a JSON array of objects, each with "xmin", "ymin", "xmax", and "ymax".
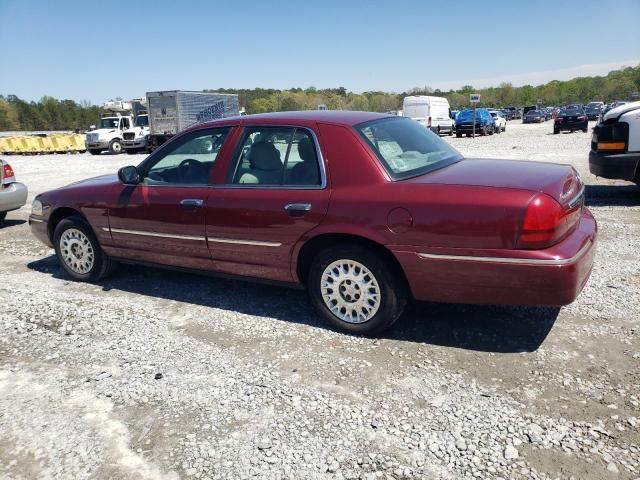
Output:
[
  {"xmin": 29, "ymin": 111, "xmax": 596, "ymax": 335},
  {"xmin": 554, "ymin": 105, "xmax": 588, "ymax": 134},
  {"xmin": 585, "ymin": 104, "xmax": 602, "ymax": 121},
  {"xmin": 0, "ymin": 159, "xmax": 28, "ymax": 224},
  {"xmin": 523, "ymin": 110, "xmax": 545, "ymax": 123},
  {"xmin": 589, "ymin": 100, "xmax": 640, "ymax": 185},
  {"xmin": 455, "ymin": 108, "xmax": 495, "ymax": 136},
  {"xmin": 488, "ymin": 109, "xmax": 507, "ymax": 133},
  {"xmin": 603, "ymin": 101, "xmax": 628, "ymax": 115},
  {"xmin": 402, "ymin": 96, "xmax": 454, "ymax": 136}
]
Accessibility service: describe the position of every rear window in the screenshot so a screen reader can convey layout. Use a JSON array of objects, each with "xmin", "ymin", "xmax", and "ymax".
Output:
[
  {"xmin": 355, "ymin": 117, "xmax": 462, "ymax": 180},
  {"xmin": 560, "ymin": 106, "xmax": 584, "ymax": 114}
]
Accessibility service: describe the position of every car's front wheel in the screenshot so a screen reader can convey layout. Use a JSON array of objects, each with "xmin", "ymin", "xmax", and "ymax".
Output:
[
  {"xmin": 307, "ymin": 245, "xmax": 407, "ymax": 335},
  {"xmin": 53, "ymin": 216, "xmax": 116, "ymax": 282}
]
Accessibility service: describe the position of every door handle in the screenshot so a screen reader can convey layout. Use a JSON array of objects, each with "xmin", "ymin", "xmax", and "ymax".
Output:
[
  {"xmin": 180, "ymin": 198, "xmax": 204, "ymax": 209},
  {"xmin": 284, "ymin": 203, "xmax": 312, "ymax": 213}
]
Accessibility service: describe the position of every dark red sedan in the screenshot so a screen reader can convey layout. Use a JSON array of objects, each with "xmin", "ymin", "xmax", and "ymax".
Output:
[{"xmin": 29, "ymin": 111, "xmax": 596, "ymax": 335}]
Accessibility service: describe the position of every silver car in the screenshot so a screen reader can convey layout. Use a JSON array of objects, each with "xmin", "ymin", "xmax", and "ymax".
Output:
[{"xmin": 0, "ymin": 159, "xmax": 28, "ymax": 223}]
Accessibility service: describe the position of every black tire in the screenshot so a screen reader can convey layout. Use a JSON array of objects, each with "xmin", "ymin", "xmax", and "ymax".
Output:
[
  {"xmin": 307, "ymin": 244, "xmax": 407, "ymax": 336},
  {"xmin": 89, "ymin": 149, "xmax": 102, "ymax": 155},
  {"xmin": 108, "ymin": 139, "xmax": 123, "ymax": 155},
  {"xmin": 53, "ymin": 216, "xmax": 117, "ymax": 282},
  {"xmin": 553, "ymin": 128, "xmax": 559, "ymax": 134},
  {"xmin": 448, "ymin": 128, "xmax": 453, "ymax": 136},
  {"xmin": 480, "ymin": 127, "xmax": 486, "ymax": 136},
  {"xmin": 0, "ymin": 212, "xmax": 6, "ymax": 224},
  {"xmin": 456, "ymin": 132, "xmax": 462, "ymax": 138},
  {"xmin": 582, "ymin": 127, "xmax": 588, "ymax": 133}
]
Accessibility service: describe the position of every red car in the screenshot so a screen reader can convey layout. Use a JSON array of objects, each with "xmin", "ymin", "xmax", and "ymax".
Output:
[{"xmin": 29, "ymin": 111, "xmax": 596, "ymax": 335}]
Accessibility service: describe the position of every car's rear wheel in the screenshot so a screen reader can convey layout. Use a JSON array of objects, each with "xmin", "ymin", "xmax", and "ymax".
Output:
[
  {"xmin": 0, "ymin": 212, "xmax": 6, "ymax": 224},
  {"xmin": 89, "ymin": 149, "xmax": 102, "ymax": 155},
  {"xmin": 108, "ymin": 139, "xmax": 123, "ymax": 155},
  {"xmin": 53, "ymin": 216, "xmax": 116, "ymax": 282},
  {"xmin": 307, "ymin": 245, "xmax": 407, "ymax": 335},
  {"xmin": 554, "ymin": 128, "xmax": 559, "ymax": 134}
]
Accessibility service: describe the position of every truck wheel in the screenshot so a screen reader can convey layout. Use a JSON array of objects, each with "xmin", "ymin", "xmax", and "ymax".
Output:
[
  {"xmin": 89, "ymin": 149, "xmax": 101, "ymax": 155},
  {"xmin": 108, "ymin": 139, "xmax": 123, "ymax": 155},
  {"xmin": 307, "ymin": 244, "xmax": 407, "ymax": 336},
  {"xmin": 0, "ymin": 212, "xmax": 6, "ymax": 224},
  {"xmin": 456, "ymin": 132, "xmax": 462, "ymax": 138}
]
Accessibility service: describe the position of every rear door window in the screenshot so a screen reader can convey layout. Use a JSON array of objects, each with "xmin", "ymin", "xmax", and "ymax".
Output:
[{"xmin": 228, "ymin": 127, "xmax": 322, "ymax": 187}]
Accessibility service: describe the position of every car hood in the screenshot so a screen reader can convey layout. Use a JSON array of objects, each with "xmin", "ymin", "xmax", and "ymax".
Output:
[
  {"xmin": 66, "ymin": 173, "xmax": 118, "ymax": 188},
  {"xmin": 405, "ymin": 158, "xmax": 582, "ymax": 206},
  {"xmin": 87, "ymin": 128, "xmax": 117, "ymax": 136}
]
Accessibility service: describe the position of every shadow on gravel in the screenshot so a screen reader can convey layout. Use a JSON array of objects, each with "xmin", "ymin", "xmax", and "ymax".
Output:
[
  {"xmin": 0, "ymin": 219, "xmax": 26, "ymax": 228},
  {"xmin": 585, "ymin": 184, "xmax": 639, "ymax": 207},
  {"xmin": 28, "ymin": 255, "xmax": 559, "ymax": 353}
]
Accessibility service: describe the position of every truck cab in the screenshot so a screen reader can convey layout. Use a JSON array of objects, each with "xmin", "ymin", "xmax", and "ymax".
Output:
[
  {"xmin": 85, "ymin": 113, "xmax": 133, "ymax": 155},
  {"xmin": 122, "ymin": 113, "xmax": 150, "ymax": 154},
  {"xmin": 589, "ymin": 100, "xmax": 640, "ymax": 184}
]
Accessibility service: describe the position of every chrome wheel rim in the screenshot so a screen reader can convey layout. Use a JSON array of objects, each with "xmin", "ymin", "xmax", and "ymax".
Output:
[
  {"xmin": 320, "ymin": 259, "xmax": 381, "ymax": 324},
  {"xmin": 112, "ymin": 141, "xmax": 122, "ymax": 153},
  {"xmin": 60, "ymin": 228, "xmax": 95, "ymax": 274}
]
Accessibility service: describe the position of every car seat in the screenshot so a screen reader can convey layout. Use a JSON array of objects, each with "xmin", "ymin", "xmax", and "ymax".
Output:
[
  {"xmin": 238, "ymin": 142, "xmax": 283, "ymax": 184},
  {"xmin": 289, "ymin": 137, "xmax": 319, "ymax": 185}
]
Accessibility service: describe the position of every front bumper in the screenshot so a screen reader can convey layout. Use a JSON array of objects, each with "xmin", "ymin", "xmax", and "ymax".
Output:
[
  {"xmin": 0, "ymin": 181, "xmax": 28, "ymax": 213},
  {"xmin": 123, "ymin": 139, "xmax": 148, "ymax": 148},
  {"xmin": 29, "ymin": 215, "xmax": 52, "ymax": 247},
  {"xmin": 85, "ymin": 140, "xmax": 110, "ymax": 149},
  {"xmin": 589, "ymin": 150, "xmax": 639, "ymax": 182},
  {"xmin": 392, "ymin": 210, "xmax": 597, "ymax": 306}
]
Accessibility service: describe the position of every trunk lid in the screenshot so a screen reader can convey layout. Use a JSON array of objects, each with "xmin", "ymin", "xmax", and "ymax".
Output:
[{"xmin": 405, "ymin": 158, "xmax": 583, "ymax": 207}]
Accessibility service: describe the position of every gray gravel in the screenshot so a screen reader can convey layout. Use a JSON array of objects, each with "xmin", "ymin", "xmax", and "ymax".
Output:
[{"xmin": 1, "ymin": 120, "xmax": 639, "ymax": 479}]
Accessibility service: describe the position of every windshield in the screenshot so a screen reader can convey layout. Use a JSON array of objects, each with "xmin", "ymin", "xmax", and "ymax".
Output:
[
  {"xmin": 355, "ymin": 117, "xmax": 462, "ymax": 180},
  {"xmin": 98, "ymin": 118, "xmax": 119, "ymax": 129},
  {"xmin": 136, "ymin": 115, "xmax": 149, "ymax": 127}
]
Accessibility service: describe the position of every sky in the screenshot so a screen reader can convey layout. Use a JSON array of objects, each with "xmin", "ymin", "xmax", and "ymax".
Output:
[{"xmin": 1, "ymin": 0, "xmax": 639, "ymax": 104}]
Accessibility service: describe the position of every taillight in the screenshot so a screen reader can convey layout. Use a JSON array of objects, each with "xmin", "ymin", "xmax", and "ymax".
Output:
[
  {"xmin": 577, "ymin": 115, "xmax": 586, "ymax": 121},
  {"xmin": 2, "ymin": 162, "xmax": 15, "ymax": 183},
  {"xmin": 518, "ymin": 193, "xmax": 581, "ymax": 249}
]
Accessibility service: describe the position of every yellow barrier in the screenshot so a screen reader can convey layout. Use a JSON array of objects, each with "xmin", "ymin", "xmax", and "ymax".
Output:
[{"xmin": 0, "ymin": 133, "xmax": 86, "ymax": 154}]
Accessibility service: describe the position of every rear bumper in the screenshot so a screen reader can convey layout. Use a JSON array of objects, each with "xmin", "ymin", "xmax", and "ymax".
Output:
[
  {"xmin": 0, "ymin": 182, "xmax": 28, "ymax": 213},
  {"xmin": 589, "ymin": 150, "xmax": 639, "ymax": 181},
  {"xmin": 555, "ymin": 121, "xmax": 588, "ymax": 131},
  {"xmin": 430, "ymin": 125, "xmax": 453, "ymax": 134},
  {"xmin": 456, "ymin": 124, "xmax": 484, "ymax": 133},
  {"xmin": 29, "ymin": 215, "xmax": 52, "ymax": 247},
  {"xmin": 392, "ymin": 210, "xmax": 597, "ymax": 306}
]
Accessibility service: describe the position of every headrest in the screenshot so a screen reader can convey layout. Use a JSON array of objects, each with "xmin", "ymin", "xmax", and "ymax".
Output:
[
  {"xmin": 297, "ymin": 137, "xmax": 315, "ymax": 162},
  {"xmin": 249, "ymin": 142, "xmax": 282, "ymax": 171}
]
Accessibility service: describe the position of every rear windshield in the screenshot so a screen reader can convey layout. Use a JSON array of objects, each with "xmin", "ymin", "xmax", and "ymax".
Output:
[
  {"xmin": 355, "ymin": 117, "xmax": 462, "ymax": 180},
  {"xmin": 560, "ymin": 106, "xmax": 584, "ymax": 114}
]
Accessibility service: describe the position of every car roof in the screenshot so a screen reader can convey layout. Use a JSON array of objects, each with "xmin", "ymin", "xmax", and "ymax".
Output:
[{"xmin": 193, "ymin": 110, "xmax": 392, "ymax": 130}]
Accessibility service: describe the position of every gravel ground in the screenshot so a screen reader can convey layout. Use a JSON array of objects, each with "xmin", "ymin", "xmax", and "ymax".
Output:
[{"xmin": 1, "ymin": 120, "xmax": 639, "ymax": 480}]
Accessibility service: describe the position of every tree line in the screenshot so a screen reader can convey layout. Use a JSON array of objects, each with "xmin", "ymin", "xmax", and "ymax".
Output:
[{"xmin": 1, "ymin": 65, "xmax": 638, "ymax": 131}]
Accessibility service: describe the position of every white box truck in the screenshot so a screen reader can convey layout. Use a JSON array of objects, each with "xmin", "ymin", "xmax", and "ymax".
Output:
[
  {"xmin": 147, "ymin": 91, "xmax": 240, "ymax": 150},
  {"xmin": 402, "ymin": 96, "xmax": 454, "ymax": 136}
]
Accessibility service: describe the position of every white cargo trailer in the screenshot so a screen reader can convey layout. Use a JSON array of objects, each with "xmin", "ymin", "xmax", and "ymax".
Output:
[{"xmin": 146, "ymin": 90, "xmax": 240, "ymax": 149}]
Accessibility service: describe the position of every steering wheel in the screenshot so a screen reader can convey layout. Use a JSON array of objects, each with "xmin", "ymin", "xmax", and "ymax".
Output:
[{"xmin": 178, "ymin": 159, "xmax": 203, "ymax": 183}]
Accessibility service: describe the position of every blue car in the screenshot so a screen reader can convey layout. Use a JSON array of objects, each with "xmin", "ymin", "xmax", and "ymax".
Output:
[{"xmin": 455, "ymin": 108, "xmax": 495, "ymax": 137}]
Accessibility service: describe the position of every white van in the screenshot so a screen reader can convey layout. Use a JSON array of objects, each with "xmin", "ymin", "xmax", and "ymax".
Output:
[{"xmin": 402, "ymin": 96, "xmax": 454, "ymax": 135}]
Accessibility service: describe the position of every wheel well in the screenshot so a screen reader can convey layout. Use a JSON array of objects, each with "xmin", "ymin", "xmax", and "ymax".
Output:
[
  {"xmin": 296, "ymin": 233, "xmax": 409, "ymax": 291},
  {"xmin": 47, "ymin": 207, "xmax": 85, "ymax": 241}
]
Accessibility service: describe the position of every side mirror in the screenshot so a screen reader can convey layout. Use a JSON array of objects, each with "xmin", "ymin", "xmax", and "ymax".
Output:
[{"xmin": 118, "ymin": 166, "xmax": 140, "ymax": 185}]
